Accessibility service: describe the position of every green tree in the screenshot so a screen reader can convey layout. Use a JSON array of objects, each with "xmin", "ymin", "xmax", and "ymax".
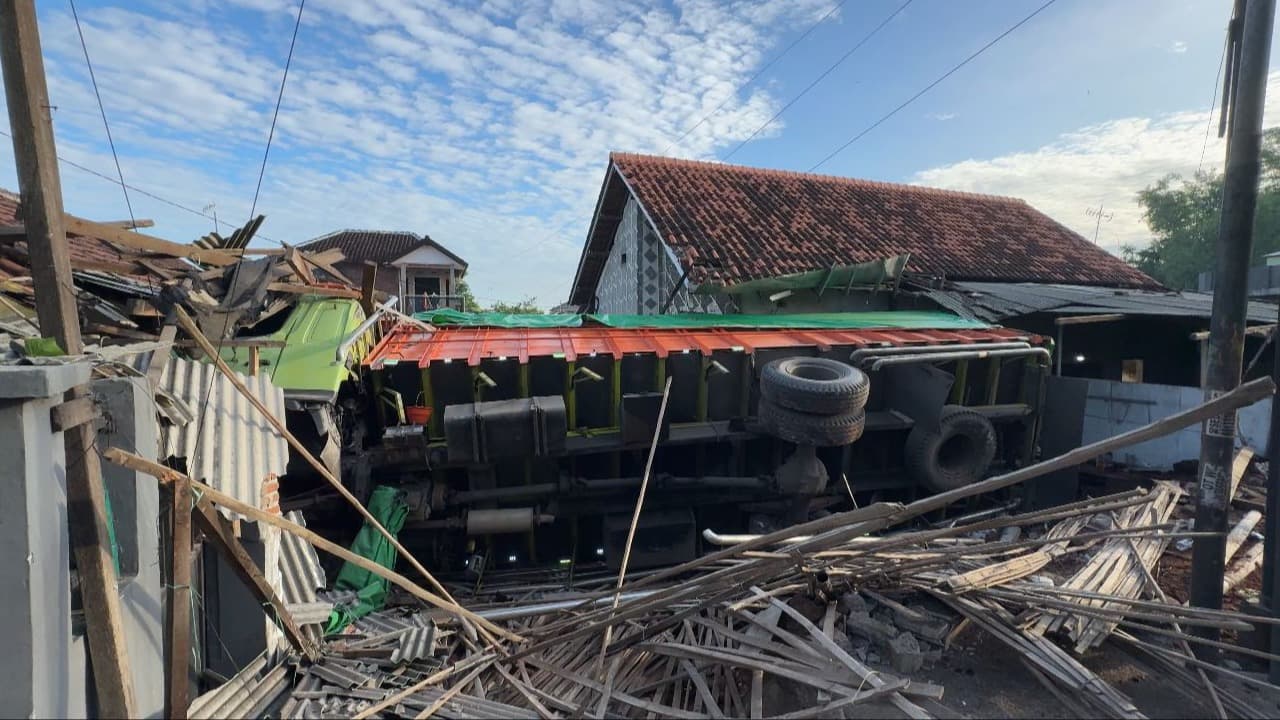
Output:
[
  {"xmin": 455, "ymin": 279, "xmax": 479, "ymax": 312},
  {"xmin": 486, "ymin": 296, "xmax": 543, "ymax": 314},
  {"xmin": 1127, "ymin": 127, "xmax": 1280, "ymax": 289}
]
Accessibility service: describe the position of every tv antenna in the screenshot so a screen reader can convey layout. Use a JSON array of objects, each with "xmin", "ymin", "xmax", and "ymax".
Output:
[{"xmin": 1085, "ymin": 202, "xmax": 1114, "ymax": 244}]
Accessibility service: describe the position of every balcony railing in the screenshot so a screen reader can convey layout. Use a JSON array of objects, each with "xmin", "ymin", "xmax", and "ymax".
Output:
[{"xmin": 404, "ymin": 294, "xmax": 465, "ymax": 314}]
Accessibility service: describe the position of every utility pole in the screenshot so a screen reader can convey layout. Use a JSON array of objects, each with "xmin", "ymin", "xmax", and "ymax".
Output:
[
  {"xmin": 1190, "ymin": 0, "xmax": 1275, "ymax": 656},
  {"xmin": 0, "ymin": 2, "xmax": 136, "ymax": 716}
]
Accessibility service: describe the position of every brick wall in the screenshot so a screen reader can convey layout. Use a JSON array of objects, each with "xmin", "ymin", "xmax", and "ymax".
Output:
[{"xmin": 261, "ymin": 474, "xmax": 281, "ymax": 516}]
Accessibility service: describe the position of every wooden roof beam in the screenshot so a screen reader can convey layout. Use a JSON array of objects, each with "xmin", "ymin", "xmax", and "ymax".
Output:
[{"xmin": 64, "ymin": 213, "xmax": 238, "ymax": 266}]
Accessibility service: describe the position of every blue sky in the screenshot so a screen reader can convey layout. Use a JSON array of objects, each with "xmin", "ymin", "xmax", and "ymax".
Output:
[{"xmin": 2, "ymin": 0, "xmax": 1277, "ymax": 307}]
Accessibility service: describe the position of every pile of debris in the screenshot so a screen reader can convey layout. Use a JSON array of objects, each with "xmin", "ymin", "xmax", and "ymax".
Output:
[
  {"xmin": 0, "ymin": 198, "xmax": 381, "ymax": 351},
  {"xmin": 161, "ymin": 471, "xmax": 1280, "ymax": 719}
]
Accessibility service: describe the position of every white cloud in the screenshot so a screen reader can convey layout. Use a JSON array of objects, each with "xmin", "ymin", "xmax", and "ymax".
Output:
[
  {"xmin": 914, "ymin": 72, "xmax": 1280, "ymax": 256},
  {"xmin": 4, "ymin": 0, "xmax": 834, "ymax": 306},
  {"xmin": 1171, "ymin": 40, "xmax": 1188, "ymax": 53},
  {"xmin": 927, "ymin": 112, "xmax": 957, "ymax": 121}
]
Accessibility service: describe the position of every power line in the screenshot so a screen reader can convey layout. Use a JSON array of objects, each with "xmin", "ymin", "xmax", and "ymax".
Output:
[
  {"xmin": 1198, "ymin": 32, "xmax": 1230, "ymax": 175},
  {"xmin": 808, "ymin": 0, "xmax": 1058, "ymax": 172},
  {"xmin": 0, "ymin": 128, "xmax": 282, "ymax": 244},
  {"xmin": 68, "ymin": 0, "xmax": 136, "ymax": 230},
  {"xmin": 195, "ymin": 0, "xmax": 306, "ymax": 467},
  {"xmin": 659, "ymin": 0, "xmax": 849, "ymax": 156},
  {"xmin": 721, "ymin": 0, "xmax": 912, "ymax": 162},
  {"xmin": 247, "ymin": 0, "xmax": 305, "ymax": 222}
]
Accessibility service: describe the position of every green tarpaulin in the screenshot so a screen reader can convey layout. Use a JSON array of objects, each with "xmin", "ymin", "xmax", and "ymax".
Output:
[
  {"xmin": 693, "ymin": 255, "xmax": 911, "ymax": 296},
  {"xmin": 417, "ymin": 308, "xmax": 584, "ymax": 327},
  {"xmin": 325, "ymin": 486, "xmax": 409, "ymax": 635},
  {"xmin": 587, "ymin": 311, "xmax": 988, "ymax": 330},
  {"xmin": 413, "ymin": 308, "xmax": 989, "ymax": 331}
]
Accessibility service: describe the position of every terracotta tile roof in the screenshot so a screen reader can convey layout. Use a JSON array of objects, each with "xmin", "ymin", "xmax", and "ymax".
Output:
[
  {"xmin": 0, "ymin": 188, "xmax": 183, "ymax": 281},
  {"xmin": 301, "ymin": 229, "xmax": 467, "ymax": 269},
  {"xmin": 576, "ymin": 153, "xmax": 1159, "ymax": 297}
]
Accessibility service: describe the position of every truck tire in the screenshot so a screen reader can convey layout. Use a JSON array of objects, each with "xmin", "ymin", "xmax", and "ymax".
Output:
[
  {"xmin": 761, "ymin": 357, "xmax": 870, "ymax": 415},
  {"xmin": 905, "ymin": 405, "xmax": 997, "ymax": 493},
  {"xmin": 759, "ymin": 400, "xmax": 866, "ymax": 447}
]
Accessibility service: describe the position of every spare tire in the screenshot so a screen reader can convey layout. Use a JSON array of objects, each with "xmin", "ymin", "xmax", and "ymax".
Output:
[
  {"xmin": 761, "ymin": 357, "xmax": 870, "ymax": 415},
  {"xmin": 905, "ymin": 405, "xmax": 998, "ymax": 493},
  {"xmin": 759, "ymin": 400, "xmax": 866, "ymax": 447}
]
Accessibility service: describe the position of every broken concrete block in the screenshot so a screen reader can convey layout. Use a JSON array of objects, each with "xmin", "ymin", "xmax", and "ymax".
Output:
[
  {"xmin": 890, "ymin": 611, "xmax": 951, "ymax": 644},
  {"xmin": 889, "ymin": 632, "xmax": 924, "ymax": 674},
  {"xmin": 837, "ymin": 591, "xmax": 868, "ymax": 615},
  {"xmin": 845, "ymin": 611, "xmax": 898, "ymax": 646}
]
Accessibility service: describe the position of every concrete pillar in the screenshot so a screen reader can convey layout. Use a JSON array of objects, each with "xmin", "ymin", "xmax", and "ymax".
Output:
[{"xmin": 0, "ymin": 363, "xmax": 92, "ymax": 719}]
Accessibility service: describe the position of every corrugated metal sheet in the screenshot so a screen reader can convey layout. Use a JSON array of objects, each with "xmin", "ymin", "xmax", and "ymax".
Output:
[
  {"xmin": 366, "ymin": 323, "xmax": 1038, "ymax": 368},
  {"xmin": 286, "ymin": 602, "xmax": 334, "ymax": 626},
  {"xmin": 280, "ymin": 511, "xmax": 326, "ymax": 604},
  {"xmin": 189, "ymin": 653, "xmax": 280, "ymax": 719},
  {"xmin": 158, "ymin": 357, "xmax": 289, "ymax": 516},
  {"xmin": 391, "ymin": 624, "xmax": 436, "ymax": 664},
  {"xmin": 935, "ymin": 282, "xmax": 1278, "ymax": 324},
  {"xmin": 353, "ymin": 609, "xmax": 432, "ymax": 635}
]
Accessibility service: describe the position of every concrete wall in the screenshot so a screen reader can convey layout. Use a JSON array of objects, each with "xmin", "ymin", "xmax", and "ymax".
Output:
[
  {"xmin": 0, "ymin": 364, "xmax": 86, "ymax": 719},
  {"xmin": 595, "ymin": 197, "xmax": 642, "ymax": 313},
  {"xmin": 1081, "ymin": 378, "xmax": 1273, "ymax": 469},
  {"xmin": 595, "ymin": 196, "xmax": 720, "ymax": 315},
  {"xmin": 0, "ymin": 365, "xmax": 168, "ymax": 719}
]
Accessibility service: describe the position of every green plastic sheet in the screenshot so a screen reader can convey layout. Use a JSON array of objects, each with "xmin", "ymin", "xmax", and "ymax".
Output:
[
  {"xmin": 412, "ymin": 308, "xmax": 989, "ymax": 331},
  {"xmin": 586, "ymin": 311, "xmax": 988, "ymax": 330},
  {"xmin": 416, "ymin": 308, "xmax": 584, "ymax": 327},
  {"xmin": 325, "ymin": 486, "xmax": 409, "ymax": 635}
]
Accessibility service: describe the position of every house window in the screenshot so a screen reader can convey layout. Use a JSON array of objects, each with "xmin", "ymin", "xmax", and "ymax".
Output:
[{"xmin": 621, "ymin": 252, "xmax": 627, "ymax": 266}]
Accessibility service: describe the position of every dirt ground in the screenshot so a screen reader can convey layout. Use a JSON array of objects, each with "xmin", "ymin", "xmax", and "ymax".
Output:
[{"xmin": 800, "ymin": 628, "xmax": 1280, "ymax": 719}]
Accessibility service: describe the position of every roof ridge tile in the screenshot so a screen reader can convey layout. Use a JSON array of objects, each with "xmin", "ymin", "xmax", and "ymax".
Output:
[{"xmin": 608, "ymin": 151, "xmax": 1028, "ymax": 205}]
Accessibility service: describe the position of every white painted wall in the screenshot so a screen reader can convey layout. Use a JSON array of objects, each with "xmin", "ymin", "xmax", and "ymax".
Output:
[
  {"xmin": 1081, "ymin": 379, "xmax": 1272, "ymax": 469},
  {"xmin": 391, "ymin": 244, "xmax": 463, "ymax": 268}
]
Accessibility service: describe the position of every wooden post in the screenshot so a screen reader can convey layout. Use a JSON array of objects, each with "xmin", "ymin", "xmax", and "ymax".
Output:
[
  {"xmin": 164, "ymin": 476, "xmax": 192, "ymax": 719},
  {"xmin": 0, "ymin": 3, "xmax": 136, "ymax": 716},
  {"xmin": 361, "ymin": 261, "xmax": 378, "ymax": 315},
  {"xmin": 248, "ymin": 344, "xmax": 261, "ymax": 377},
  {"xmin": 191, "ymin": 497, "xmax": 320, "ymax": 661}
]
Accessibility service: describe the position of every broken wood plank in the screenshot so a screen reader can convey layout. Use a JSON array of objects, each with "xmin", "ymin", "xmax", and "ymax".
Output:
[
  {"xmin": 1224, "ymin": 542, "xmax": 1264, "ymax": 594},
  {"xmin": 163, "ymin": 474, "xmax": 192, "ymax": 720},
  {"xmin": 266, "ymin": 281, "xmax": 360, "ymax": 298},
  {"xmin": 64, "ymin": 213, "xmax": 237, "ymax": 265},
  {"xmin": 49, "ymin": 395, "xmax": 97, "ymax": 432},
  {"xmin": 284, "ymin": 246, "xmax": 317, "ymax": 285},
  {"xmin": 1224, "ymin": 510, "xmax": 1262, "ymax": 564},
  {"xmin": 1231, "ymin": 447, "xmax": 1256, "ymax": 503}
]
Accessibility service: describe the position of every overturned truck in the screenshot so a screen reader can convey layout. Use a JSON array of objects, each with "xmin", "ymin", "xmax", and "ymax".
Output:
[{"xmin": 341, "ymin": 311, "xmax": 1049, "ymax": 573}]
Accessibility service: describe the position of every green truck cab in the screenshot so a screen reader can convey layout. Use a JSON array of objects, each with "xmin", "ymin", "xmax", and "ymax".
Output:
[{"xmin": 221, "ymin": 294, "xmax": 380, "ymax": 479}]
